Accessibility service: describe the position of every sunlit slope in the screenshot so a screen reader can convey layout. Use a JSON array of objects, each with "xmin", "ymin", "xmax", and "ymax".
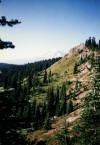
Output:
[
  {"xmin": 48, "ymin": 44, "xmax": 87, "ymax": 84},
  {"xmin": 48, "ymin": 53, "xmax": 78, "ymax": 83},
  {"xmin": 32, "ymin": 44, "xmax": 93, "ymax": 103},
  {"xmin": 27, "ymin": 44, "xmax": 96, "ymax": 144},
  {"xmin": 32, "ymin": 45, "xmax": 80, "ymax": 102}
]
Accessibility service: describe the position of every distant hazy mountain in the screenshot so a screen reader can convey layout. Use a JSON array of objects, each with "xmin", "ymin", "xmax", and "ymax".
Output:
[
  {"xmin": 1, "ymin": 50, "xmax": 65, "ymax": 65},
  {"xmin": 36, "ymin": 50, "xmax": 65, "ymax": 61},
  {"xmin": 44, "ymin": 50, "xmax": 65, "ymax": 58}
]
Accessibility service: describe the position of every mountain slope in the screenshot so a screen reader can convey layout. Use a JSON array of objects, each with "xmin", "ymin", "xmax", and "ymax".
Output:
[{"xmin": 27, "ymin": 43, "xmax": 98, "ymax": 144}]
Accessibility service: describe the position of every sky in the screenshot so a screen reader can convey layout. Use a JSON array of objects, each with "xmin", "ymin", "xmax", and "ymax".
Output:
[{"xmin": 0, "ymin": 0, "xmax": 100, "ymax": 64}]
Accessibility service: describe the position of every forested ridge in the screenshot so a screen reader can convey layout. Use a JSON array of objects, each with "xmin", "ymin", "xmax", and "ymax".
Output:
[{"xmin": 0, "ymin": 58, "xmax": 61, "ymax": 87}]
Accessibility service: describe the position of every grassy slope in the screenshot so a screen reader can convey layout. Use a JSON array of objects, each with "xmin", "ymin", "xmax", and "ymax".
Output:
[
  {"xmin": 27, "ymin": 45, "xmax": 95, "ymax": 144},
  {"xmin": 32, "ymin": 48, "xmax": 79, "ymax": 103}
]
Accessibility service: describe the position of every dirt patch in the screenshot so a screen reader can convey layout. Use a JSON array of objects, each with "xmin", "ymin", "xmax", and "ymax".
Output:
[
  {"xmin": 76, "ymin": 91, "xmax": 89, "ymax": 99},
  {"xmin": 66, "ymin": 116, "xmax": 79, "ymax": 123},
  {"xmin": 66, "ymin": 108, "xmax": 83, "ymax": 123}
]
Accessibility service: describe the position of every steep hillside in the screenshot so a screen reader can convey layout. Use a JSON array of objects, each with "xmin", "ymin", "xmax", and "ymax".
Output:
[
  {"xmin": 32, "ymin": 44, "xmax": 93, "ymax": 101},
  {"xmin": 27, "ymin": 43, "xmax": 99, "ymax": 145},
  {"xmin": 1, "ymin": 40, "xmax": 99, "ymax": 145}
]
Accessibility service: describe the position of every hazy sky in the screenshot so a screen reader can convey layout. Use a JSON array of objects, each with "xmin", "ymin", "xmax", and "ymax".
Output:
[{"xmin": 0, "ymin": 0, "xmax": 100, "ymax": 64}]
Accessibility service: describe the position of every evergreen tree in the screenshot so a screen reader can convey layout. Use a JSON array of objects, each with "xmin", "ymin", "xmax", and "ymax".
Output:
[
  {"xmin": 73, "ymin": 56, "xmax": 100, "ymax": 145},
  {"xmin": 0, "ymin": 16, "xmax": 20, "ymax": 49},
  {"xmin": 46, "ymin": 86, "xmax": 55, "ymax": 116},
  {"xmin": 27, "ymin": 74, "xmax": 32, "ymax": 89},
  {"xmin": 55, "ymin": 86, "xmax": 60, "ymax": 116},
  {"xmin": 34, "ymin": 104, "xmax": 41, "ymax": 130},
  {"xmin": 10, "ymin": 75, "xmax": 17, "ymax": 89},
  {"xmin": 43, "ymin": 69, "xmax": 47, "ymax": 83},
  {"xmin": 56, "ymin": 86, "xmax": 60, "ymax": 103},
  {"xmin": 48, "ymin": 69, "xmax": 52, "ymax": 83},
  {"xmin": 43, "ymin": 114, "xmax": 51, "ymax": 130},
  {"xmin": 60, "ymin": 83, "xmax": 67, "ymax": 115},
  {"xmin": 85, "ymin": 37, "xmax": 98, "ymax": 51},
  {"xmin": 3, "ymin": 77, "xmax": 8, "ymax": 89},
  {"xmin": 66, "ymin": 100, "xmax": 73, "ymax": 115},
  {"xmin": 98, "ymin": 40, "xmax": 100, "ymax": 50},
  {"xmin": 91, "ymin": 37, "xmax": 97, "ymax": 51},
  {"xmin": 41, "ymin": 102, "xmax": 46, "ymax": 124},
  {"xmin": 85, "ymin": 37, "xmax": 92, "ymax": 48},
  {"xmin": 73, "ymin": 63, "xmax": 78, "ymax": 74},
  {"xmin": 26, "ymin": 98, "xmax": 37, "ymax": 126},
  {"xmin": 0, "ymin": 1, "xmax": 24, "ymax": 144}
]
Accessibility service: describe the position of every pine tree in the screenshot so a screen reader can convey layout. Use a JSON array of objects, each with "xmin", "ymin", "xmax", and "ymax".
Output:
[
  {"xmin": 73, "ymin": 63, "xmax": 78, "ymax": 74},
  {"xmin": 0, "ymin": 1, "xmax": 24, "ymax": 144},
  {"xmin": 91, "ymin": 37, "xmax": 97, "ymax": 51},
  {"xmin": 27, "ymin": 74, "xmax": 32, "ymax": 89},
  {"xmin": 43, "ymin": 114, "xmax": 51, "ymax": 130},
  {"xmin": 60, "ymin": 83, "xmax": 67, "ymax": 115},
  {"xmin": 46, "ymin": 86, "xmax": 55, "ymax": 116},
  {"xmin": 43, "ymin": 69, "xmax": 47, "ymax": 83},
  {"xmin": 85, "ymin": 37, "xmax": 92, "ymax": 49},
  {"xmin": 27, "ymin": 98, "xmax": 36, "ymax": 125},
  {"xmin": 66, "ymin": 100, "xmax": 73, "ymax": 115},
  {"xmin": 48, "ymin": 69, "xmax": 52, "ymax": 83},
  {"xmin": 34, "ymin": 104, "xmax": 41, "ymax": 130},
  {"xmin": 55, "ymin": 86, "xmax": 60, "ymax": 116},
  {"xmin": 0, "ymin": 16, "xmax": 20, "ymax": 49},
  {"xmin": 98, "ymin": 40, "xmax": 100, "ymax": 50},
  {"xmin": 41, "ymin": 102, "xmax": 46, "ymax": 124},
  {"xmin": 73, "ymin": 56, "xmax": 100, "ymax": 145}
]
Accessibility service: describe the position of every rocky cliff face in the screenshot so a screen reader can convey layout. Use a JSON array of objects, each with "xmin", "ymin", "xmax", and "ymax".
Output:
[{"xmin": 67, "ymin": 43, "xmax": 85, "ymax": 57}]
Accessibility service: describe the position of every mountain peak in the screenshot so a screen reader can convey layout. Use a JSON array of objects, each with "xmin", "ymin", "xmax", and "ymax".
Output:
[{"xmin": 67, "ymin": 43, "xmax": 85, "ymax": 57}]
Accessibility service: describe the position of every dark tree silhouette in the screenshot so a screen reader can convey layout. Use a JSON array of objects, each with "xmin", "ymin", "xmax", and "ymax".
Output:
[
  {"xmin": 0, "ymin": 1, "xmax": 24, "ymax": 145},
  {"xmin": 0, "ymin": 16, "xmax": 21, "ymax": 27},
  {"xmin": 0, "ymin": 16, "xmax": 21, "ymax": 50}
]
